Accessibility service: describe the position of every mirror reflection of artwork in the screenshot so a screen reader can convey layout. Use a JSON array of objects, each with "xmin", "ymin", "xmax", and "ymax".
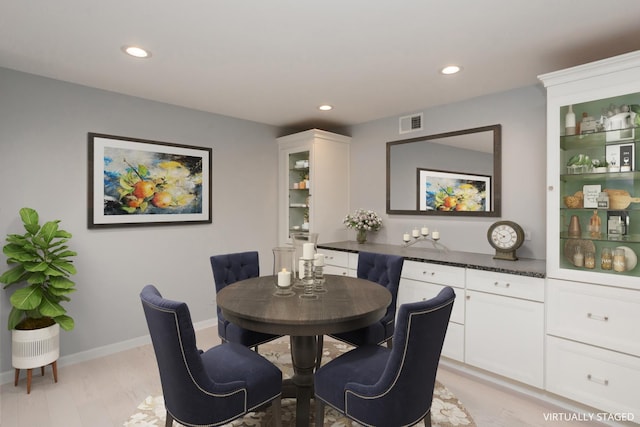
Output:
[
  {"xmin": 418, "ymin": 169, "xmax": 490, "ymax": 212},
  {"xmin": 386, "ymin": 124, "xmax": 501, "ymax": 217}
]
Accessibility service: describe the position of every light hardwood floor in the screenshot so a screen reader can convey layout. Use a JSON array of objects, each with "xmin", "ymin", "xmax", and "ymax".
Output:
[{"xmin": 0, "ymin": 327, "xmax": 619, "ymax": 426}]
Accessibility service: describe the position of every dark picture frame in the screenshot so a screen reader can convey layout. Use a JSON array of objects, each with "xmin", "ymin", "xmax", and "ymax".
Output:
[
  {"xmin": 417, "ymin": 168, "xmax": 491, "ymax": 213},
  {"xmin": 88, "ymin": 133, "xmax": 212, "ymax": 228}
]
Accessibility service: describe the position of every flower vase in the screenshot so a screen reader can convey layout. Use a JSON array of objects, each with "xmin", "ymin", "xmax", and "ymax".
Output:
[{"xmin": 356, "ymin": 229, "xmax": 367, "ymax": 244}]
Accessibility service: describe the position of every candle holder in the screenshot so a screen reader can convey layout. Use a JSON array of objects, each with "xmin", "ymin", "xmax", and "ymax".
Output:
[
  {"xmin": 294, "ymin": 258, "xmax": 307, "ymax": 289},
  {"xmin": 313, "ymin": 261, "xmax": 326, "ymax": 293},
  {"xmin": 299, "ymin": 258, "xmax": 318, "ymax": 299},
  {"xmin": 401, "ymin": 230, "xmax": 449, "ymax": 252},
  {"xmin": 273, "ymin": 247, "xmax": 295, "ymax": 297}
]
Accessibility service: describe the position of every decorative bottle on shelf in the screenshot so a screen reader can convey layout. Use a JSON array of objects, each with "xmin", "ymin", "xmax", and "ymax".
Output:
[
  {"xmin": 568, "ymin": 215, "xmax": 581, "ymax": 237},
  {"xmin": 565, "ymin": 105, "xmax": 576, "ymax": 136}
]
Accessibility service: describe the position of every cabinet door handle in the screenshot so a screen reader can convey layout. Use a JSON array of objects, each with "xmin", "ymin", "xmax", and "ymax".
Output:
[
  {"xmin": 493, "ymin": 281, "xmax": 510, "ymax": 288},
  {"xmin": 587, "ymin": 374, "xmax": 609, "ymax": 386},
  {"xmin": 587, "ymin": 313, "xmax": 609, "ymax": 322},
  {"xmin": 466, "ymin": 295, "xmax": 470, "ymax": 300},
  {"xmin": 422, "ymin": 271, "xmax": 435, "ymax": 276}
]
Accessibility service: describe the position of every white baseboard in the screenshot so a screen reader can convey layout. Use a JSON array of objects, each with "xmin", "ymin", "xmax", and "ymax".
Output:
[{"xmin": 0, "ymin": 318, "xmax": 217, "ymax": 385}]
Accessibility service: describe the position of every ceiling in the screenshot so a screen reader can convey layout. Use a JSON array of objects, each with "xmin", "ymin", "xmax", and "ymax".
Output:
[{"xmin": 2, "ymin": 1, "xmax": 640, "ymax": 132}]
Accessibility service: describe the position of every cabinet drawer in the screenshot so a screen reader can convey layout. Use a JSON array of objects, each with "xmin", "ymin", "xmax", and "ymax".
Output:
[
  {"xmin": 547, "ymin": 279, "xmax": 640, "ymax": 357},
  {"xmin": 466, "ymin": 269, "xmax": 544, "ymax": 302},
  {"xmin": 320, "ymin": 249, "xmax": 349, "ymax": 268},
  {"xmin": 399, "ymin": 278, "xmax": 464, "ymax": 324},
  {"xmin": 324, "ymin": 265, "xmax": 350, "ymax": 277},
  {"xmin": 546, "ymin": 335, "xmax": 640, "ymax": 417},
  {"xmin": 401, "ymin": 261, "xmax": 464, "ymax": 287}
]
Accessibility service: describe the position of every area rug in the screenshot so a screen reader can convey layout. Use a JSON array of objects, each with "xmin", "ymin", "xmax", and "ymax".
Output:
[{"xmin": 125, "ymin": 339, "xmax": 475, "ymax": 426}]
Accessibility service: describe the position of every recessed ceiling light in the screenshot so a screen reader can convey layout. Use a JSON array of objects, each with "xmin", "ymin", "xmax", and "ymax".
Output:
[
  {"xmin": 318, "ymin": 104, "xmax": 333, "ymax": 111},
  {"xmin": 123, "ymin": 46, "xmax": 151, "ymax": 58},
  {"xmin": 441, "ymin": 65, "xmax": 461, "ymax": 75}
]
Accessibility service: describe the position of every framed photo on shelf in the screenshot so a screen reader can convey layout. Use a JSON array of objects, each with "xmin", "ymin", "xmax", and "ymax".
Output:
[
  {"xmin": 605, "ymin": 142, "xmax": 635, "ymax": 172},
  {"xmin": 417, "ymin": 168, "xmax": 491, "ymax": 212},
  {"xmin": 88, "ymin": 133, "xmax": 212, "ymax": 228}
]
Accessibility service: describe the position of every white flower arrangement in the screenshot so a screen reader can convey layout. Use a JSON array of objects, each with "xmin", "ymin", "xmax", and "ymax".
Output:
[{"xmin": 343, "ymin": 209, "xmax": 382, "ymax": 232}]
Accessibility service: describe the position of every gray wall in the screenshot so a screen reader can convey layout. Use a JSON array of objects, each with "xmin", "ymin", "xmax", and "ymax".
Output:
[
  {"xmin": 0, "ymin": 68, "xmax": 548, "ymax": 375},
  {"xmin": 348, "ymin": 85, "xmax": 547, "ymax": 259},
  {"xmin": 0, "ymin": 68, "xmax": 279, "ymax": 373}
]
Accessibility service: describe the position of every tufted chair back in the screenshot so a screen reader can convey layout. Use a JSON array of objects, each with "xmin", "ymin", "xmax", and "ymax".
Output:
[
  {"xmin": 210, "ymin": 252, "xmax": 280, "ymax": 349},
  {"xmin": 329, "ymin": 252, "xmax": 404, "ymax": 347},
  {"xmin": 211, "ymin": 252, "xmax": 259, "ymax": 306}
]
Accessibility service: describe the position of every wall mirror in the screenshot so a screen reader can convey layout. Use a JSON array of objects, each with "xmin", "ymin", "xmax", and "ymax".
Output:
[{"xmin": 386, "ymin": 124, "xmax": 501, "ymax": 217}]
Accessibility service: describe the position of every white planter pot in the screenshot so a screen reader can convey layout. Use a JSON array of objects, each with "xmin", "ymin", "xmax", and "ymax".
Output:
[{"xmin": 12, "ymin": 323, "xmax": 60, "ymax": 369}]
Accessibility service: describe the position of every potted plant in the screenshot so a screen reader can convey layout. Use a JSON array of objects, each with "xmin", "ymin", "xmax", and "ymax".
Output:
[{"xmin": 0, "ymin": 207, "xmax": 77, "ymax": 392}]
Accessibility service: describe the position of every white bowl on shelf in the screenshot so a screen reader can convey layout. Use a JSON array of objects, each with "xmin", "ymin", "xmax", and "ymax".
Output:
[{"xmin": 615, "ymin": 246, "xmax": 637, "ymax": 271}]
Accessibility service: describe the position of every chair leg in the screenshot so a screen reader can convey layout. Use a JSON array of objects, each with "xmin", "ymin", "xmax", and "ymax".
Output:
[
  {"xmin": 271, "ymin": 397, "xmax": 282, "ymax": 427},
  {"xmin": 315, "ymin": 399, "xmax": 325, "ymax": 425},
  {"xmin": 165, "ymin": 410, "xmax": 174, "ymax": 427},
  {"xmin": 315, "ymin": 335, "xmax": 324, "ymax": 370},
  {"xmin": 14, "ymin": 369, "xmax": 19, "ymax": 387},
  {"xmin": 423, "ymin": 410, "xmax": 431, "ymax": 426}
]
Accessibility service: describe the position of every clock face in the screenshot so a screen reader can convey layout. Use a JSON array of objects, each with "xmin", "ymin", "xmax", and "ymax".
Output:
[
  {"xmin": 491, "ymin": 224, "xmax": 519, "ymax": 249},
  {"xmin": 487, "ymin": 221, "xmax": 524, "ymax": 261}
]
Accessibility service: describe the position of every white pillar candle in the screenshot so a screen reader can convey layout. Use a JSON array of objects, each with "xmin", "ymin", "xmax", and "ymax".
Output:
[
  {"xmin": 303, "ymin": 242, "xmax": 315, "ymax": 259},
  {"xmin": 277, "ymin": 268, "xmax": 291, "ymax": 288},
  {"xmin": 314, "ymin": 253, "xmax": 325, "ymax": 266},
  {"xmin": 403, "ymin": 233, "xmax": 411, "ymax": 242},
  {"xmin": 412, "ymin": 228, "xmax": 420, "ymax": 237},
  {"xmin": 421, "ymin": 226, "xmax": 429, "ymax": 236},
  {"xmin": 431, "ymin": 231, "xmax": 440, "ymax": 240}
]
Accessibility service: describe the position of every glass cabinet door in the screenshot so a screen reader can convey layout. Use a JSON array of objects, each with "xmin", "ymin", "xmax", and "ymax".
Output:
[
  {"xmin": 559, "ymin": 95, "xmax": 640, "ymax": 277},
  {"xmin": 287, "ymin": 150, "xmax": 310, "ymax": 239}
]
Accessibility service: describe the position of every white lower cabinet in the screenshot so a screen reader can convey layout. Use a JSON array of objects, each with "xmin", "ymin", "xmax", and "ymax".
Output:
[
  {"xmin": 320, "ymin": 245, "xmax": 640, "ymax": 418},
  {"xmin": 547, "ymin": 279, "xmax": 640, "ymax": 357},
  {"xmin": 546, "ymin": 279, "xmax": 640, "ymax": 417},
  {"xmin": 547, "ymin": 336, "xmax": 640, "ymax": 417},
  {"xmin": 398, "ymin": 261, "xmax": 465, "ymax": 362},
  {"xmin": 465, "ymin": 270, "xmax": 544, "ymax": 388}
]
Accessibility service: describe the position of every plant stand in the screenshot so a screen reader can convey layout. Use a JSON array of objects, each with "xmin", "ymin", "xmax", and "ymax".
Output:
[
  {"xmin": 14, "ymin": 361, "xmax": 58, "ymax": 394},
  {"xmin": 12, "ymin": 323, "xmax": 60, "ymax": 394}
]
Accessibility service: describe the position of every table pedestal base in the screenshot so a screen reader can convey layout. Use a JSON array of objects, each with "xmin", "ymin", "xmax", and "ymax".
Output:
[{"xmin": 282, "ymin": 335, "xmax": 319, "ymax": 427}]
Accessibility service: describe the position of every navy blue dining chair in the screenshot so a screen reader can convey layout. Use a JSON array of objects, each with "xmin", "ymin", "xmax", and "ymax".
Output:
[
  {"xmin": 140, "ymin": 285, "xmax": 282, "ymax": 427},
  {"xmin": 329, "ymin": 251, "xmax": 404, "ymax": 346},
  {"xmin": 210, "ymin": 251, "xmax": 281, "ymax": 350},
  {"xmin": 314, "ymin": 286, "xmax": 455, "ymax": 427}
]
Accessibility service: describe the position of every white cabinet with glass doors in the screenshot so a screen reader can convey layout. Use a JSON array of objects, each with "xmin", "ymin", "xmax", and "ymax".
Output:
[{"xmin": 277, "ymin": 129, "xmax": 351, "ymax": 245}]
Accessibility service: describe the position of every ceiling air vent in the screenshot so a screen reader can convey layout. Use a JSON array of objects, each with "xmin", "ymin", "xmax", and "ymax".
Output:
[{"xmin": 399, "ymin": 113, "xmax": 423, "ymax": 134}]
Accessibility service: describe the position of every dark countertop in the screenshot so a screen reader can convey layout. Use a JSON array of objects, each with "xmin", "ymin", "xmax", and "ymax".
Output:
[{"xmin": 318, "ymin": 241, "xmax": 546, "ymax": 278}]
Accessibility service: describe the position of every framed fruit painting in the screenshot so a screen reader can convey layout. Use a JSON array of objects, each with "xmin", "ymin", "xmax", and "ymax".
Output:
[{"xmin": 88, "ymin": 133, "xmax": 212, "ymax": 228}]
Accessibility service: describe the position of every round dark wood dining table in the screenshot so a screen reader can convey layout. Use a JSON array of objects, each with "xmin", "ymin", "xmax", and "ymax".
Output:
[{"xmin": 216, "ymin": 274, "xmax": 392, "ymax": 427}]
